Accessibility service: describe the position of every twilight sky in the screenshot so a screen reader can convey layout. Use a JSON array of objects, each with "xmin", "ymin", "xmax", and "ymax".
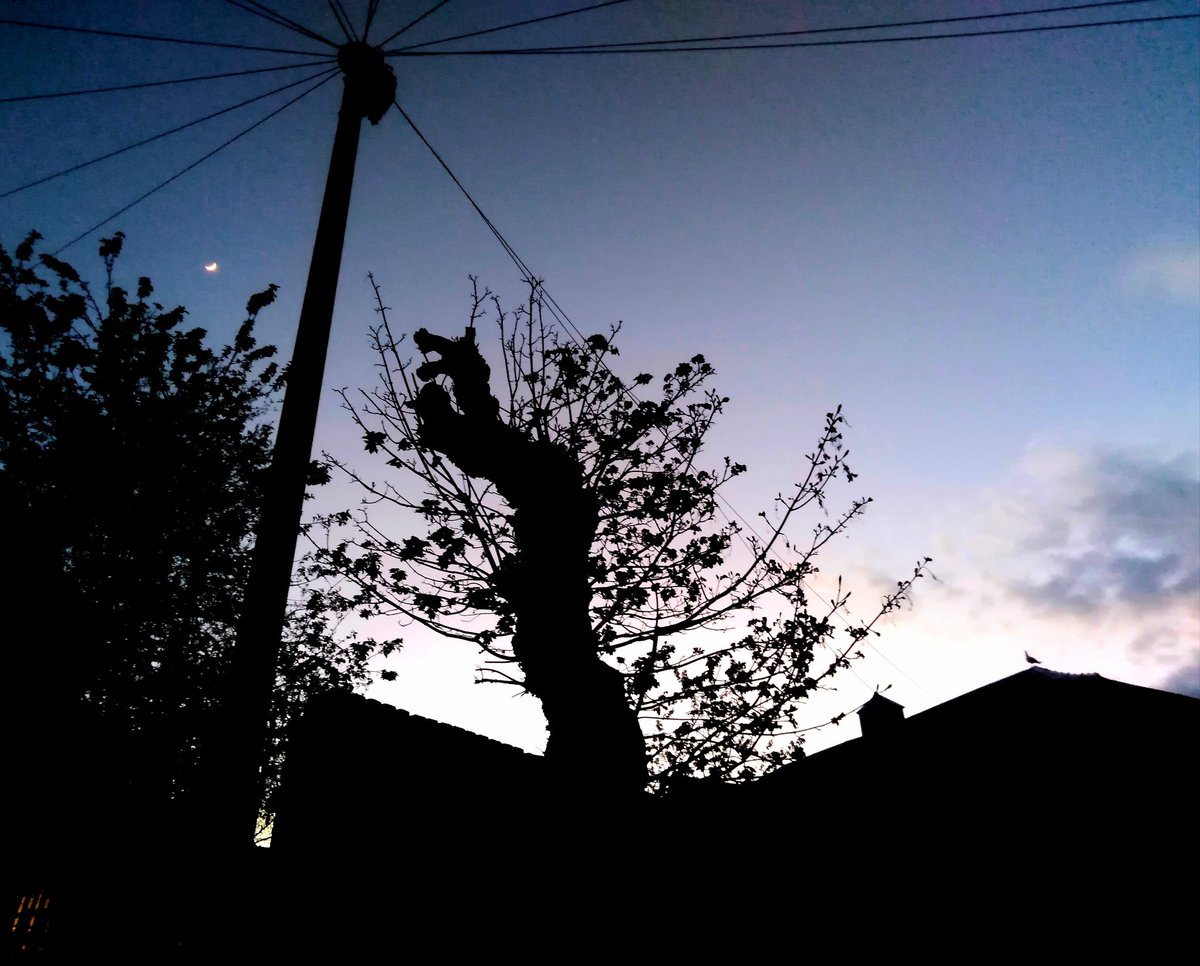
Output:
[{"xmin": 3, "ymin": 0, "xmax": 1197, "ymax": 754}]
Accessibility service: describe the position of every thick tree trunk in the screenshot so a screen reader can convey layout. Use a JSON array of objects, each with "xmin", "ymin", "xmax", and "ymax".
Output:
[{"xmin": 411, "ymin": 327, "xmax": 648, "ymax": 798}]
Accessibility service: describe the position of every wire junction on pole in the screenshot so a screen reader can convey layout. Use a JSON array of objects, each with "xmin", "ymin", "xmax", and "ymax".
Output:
[{"xmin": 336, "ymin": 41, "xmax": 396, "ymax": 124}]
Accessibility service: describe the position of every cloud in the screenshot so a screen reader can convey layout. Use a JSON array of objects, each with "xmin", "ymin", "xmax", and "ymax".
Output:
[
  {"xmin": 920, "ymin": 445, "xmax": 1200, "ymax": 677},
  {"xmin": 1120, "ymin": 244, "xmax": 1200, "ymax": 304},
  {"xmin": 1004, "ymin": 449, "xmax": 1200, "ymax": 616},
  {"xmin": 1159, "ymin": 663, "xmax": 1200, "ymax": 699},
  {"xmin": 838, "ymin": 446, "xmax": 1199, "ymax": 714}
]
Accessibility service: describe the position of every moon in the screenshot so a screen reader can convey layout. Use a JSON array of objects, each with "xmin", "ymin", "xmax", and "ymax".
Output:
[{"xmin": 204, "ymin": 261, "xmax": 219, "ymax": 273}]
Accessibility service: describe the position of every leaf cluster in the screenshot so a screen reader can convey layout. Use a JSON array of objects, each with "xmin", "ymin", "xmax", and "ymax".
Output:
[{"xmin": 0, "ymin": 231, "xmax": 368, "ymax": 811}]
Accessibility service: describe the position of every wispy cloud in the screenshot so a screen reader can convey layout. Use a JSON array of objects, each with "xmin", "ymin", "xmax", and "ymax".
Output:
[
  {"xmin": 1119, "ymin": 244, "xmax": 1200, "ymax": 304},
  {"xmin": 1006, "ymin": 449, "xmax": 1200, "ymax": 617},
  {"xmin": 1160, "ymin": 663, "xmax": 1200, "ymax": 699},
  {"xmin": 896, "ymin": 446, "xmax": 1200, "ymax": 693}
]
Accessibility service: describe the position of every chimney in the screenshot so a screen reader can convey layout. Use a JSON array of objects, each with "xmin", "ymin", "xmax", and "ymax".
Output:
[{"xmin": 858, "ymin": 692, "xmax": 905, "ymax": 738}]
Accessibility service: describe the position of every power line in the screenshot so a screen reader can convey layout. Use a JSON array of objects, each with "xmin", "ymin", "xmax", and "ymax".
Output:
[
  {"xmin": 53, "ymin": 71, "xmax": 337, "ymax": 256},
  {"xmin": 388, "ymin": 98, "xmax": 548, "ymax": 290},
  {"xmin": 220, "ymin": 0, "xmax": 338, "ymax": 47},
  {"xmin": 338, "ymin": 0, "xmax": 361, "ymax": 40},
  {"xmin": 388, "ymin": 97, "xmax": 592, "ymax": 348},
  {"xmin": 376, "ymin": 0, "xmax": 455, "ymax": 48},
  {"xmin": 363, "ymin": 0, "xmax": 386, "ymax": 43},
  {"xmin": 2, "ymin": 67, "xmax": 339, "ymax": 200},
  {"xmin": 386, "ymin": 0, "xmax": 634, "ymax": 54},
  {"xmin": 327, "ymin": 0, "xmax": 358, "ymax": 43},
  {"xmin": 0, "ymin": 59, "xmax": 336, "ymax": 104},
  {"xmin": 389, "ymin": 12, "xmax": 1200, "ymax": 56},
  {"xmin": 419, "ymin": 0, "xmax": 1161, "ymax": 53},
  {"xmin": 223, "ymin": 0, "xmax": 295, "ymax": 34},
  {"xmin": 0, "ymin": 16, "xmax": 328, "ymax": 56}
]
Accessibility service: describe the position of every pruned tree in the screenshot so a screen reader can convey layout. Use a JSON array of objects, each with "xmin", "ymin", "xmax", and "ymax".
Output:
[
  {"xmin": 304, "ymin": 277, "xmax": 927, "ymax": 793},
  {"xmin": 0, "ymin": 231, "xmax": 369, "ymax": 826}
]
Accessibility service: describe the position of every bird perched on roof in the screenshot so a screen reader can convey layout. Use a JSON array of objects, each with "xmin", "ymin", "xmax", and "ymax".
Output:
[{"xmin": 1025, "ymin": 650, "xmax": 1042, "ymax": 665}]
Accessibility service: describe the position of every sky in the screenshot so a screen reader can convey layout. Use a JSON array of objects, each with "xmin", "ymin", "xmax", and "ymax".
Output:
[{"xmin": 2, "ymin": 0, "xmax": 1197, "ymax": 756}]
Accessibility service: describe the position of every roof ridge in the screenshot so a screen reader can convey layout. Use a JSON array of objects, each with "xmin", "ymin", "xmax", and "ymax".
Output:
[
  {"xmin": 1027, "ymin": 667, "xmax": 1101, "ymax": 681},
  {"xmin": 317, "ymin": 689, "xmax": 543, "ymax": 758}
]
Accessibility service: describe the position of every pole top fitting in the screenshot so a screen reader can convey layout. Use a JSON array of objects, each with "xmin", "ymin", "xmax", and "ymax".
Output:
[{"xmin": 337, "ymin": 42, "xmax": 396, "ymax": 125}]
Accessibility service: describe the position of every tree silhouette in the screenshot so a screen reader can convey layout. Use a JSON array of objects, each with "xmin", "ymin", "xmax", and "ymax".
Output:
[
  {"xmin": 0, "ymin": 231, "xmax": 369, "ymax": 826},
  {"xmin": 304, "ymin": 278, "xmax": 928, "ymax": 793}
]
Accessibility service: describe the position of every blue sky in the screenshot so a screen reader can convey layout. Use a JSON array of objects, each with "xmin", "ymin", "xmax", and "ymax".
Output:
[{"xmin": 2, "ymin": 1, "xmax": 1197, "ymax": 753}]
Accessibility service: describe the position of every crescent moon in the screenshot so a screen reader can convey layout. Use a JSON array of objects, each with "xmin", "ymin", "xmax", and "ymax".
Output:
[{"xmin": 204, "ymin": 262, "xmax": 219, "ymax": 272}]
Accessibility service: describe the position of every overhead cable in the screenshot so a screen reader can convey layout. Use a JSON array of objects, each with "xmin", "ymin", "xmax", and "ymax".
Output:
[
  {"xmin": 53, "ymin": 71, "xmax": 337, "ymax": 255},
  {"xmin": 376, "ymin": 0, "xmax": 455, "ymax": 47},
  {"xmin": 2, "ymin": 67, "xmax": 338, "ymax": 199},
  {"xmin": 363, "ymin": 0, "xmax": 385, "ymax": 42},
  {"xmin": 389, "ymin": 12, "xmax": 1200, "ymax": 56},
  {"xmin": 327, "ymin": 0, "xmax": 358, "ymax": 42},
  {"xmin": 221, "ymin": 0, "xmax": 338, "ymax": 47},
  {"xmin": 386, "ymin": 0, "xmax": 633, "ymax": 54},
  {"xmin": 389, "ymin": 97, "xmax": 592, "ymax": 347},
  {"xmin": 0, "ymin": 16, "xmax": 328, "ymax": 56},
  {"xmin": 420, "ymin": 0, "xmax": 1160, "ymax": 53},
  {"xmin": 0, "ymin": 59, "xmax": 336, "ymax": 104}
]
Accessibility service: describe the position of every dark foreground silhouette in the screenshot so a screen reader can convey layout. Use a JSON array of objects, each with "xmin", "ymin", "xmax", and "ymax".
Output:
[{"xmin": 8, "ymin": 668, "xmax": 1197, "ymax": 960}]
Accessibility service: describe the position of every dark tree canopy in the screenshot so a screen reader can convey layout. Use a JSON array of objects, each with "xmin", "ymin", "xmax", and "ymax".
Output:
[
  {"xmin": 305, "ymin": 280, "xmax": 927, "ymax": 791},
  {"xmin": 0, "ymin": 232, "xmax": 365, "ymax": 823}
]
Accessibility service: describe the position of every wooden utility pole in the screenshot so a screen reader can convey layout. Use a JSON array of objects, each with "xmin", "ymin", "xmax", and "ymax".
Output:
[{"xmin": 213, "ymin": 41, "xmax": 395, "ymax": 848}]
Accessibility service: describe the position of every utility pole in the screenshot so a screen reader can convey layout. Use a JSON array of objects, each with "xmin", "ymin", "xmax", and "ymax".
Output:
[{"xmin": 211, "ymin": 41, "xmax": 395, "ymax": 849}]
